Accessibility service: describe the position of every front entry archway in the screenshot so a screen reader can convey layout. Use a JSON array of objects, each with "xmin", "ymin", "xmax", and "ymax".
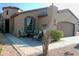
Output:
[
  {"xmin": 57, "ymin": 22, "xmax": 74, "ymax": 37},
  {"xmin": 5, "ymin": 19, "xmax": 9, "ymax": 33}
]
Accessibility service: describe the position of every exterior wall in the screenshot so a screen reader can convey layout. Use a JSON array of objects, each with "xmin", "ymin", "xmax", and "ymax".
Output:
[
  {"xmin": 9, "ymin": 18, "xmax": 14, "ymax": 34},
  {"xmin": 38, "ymin": 16, "xmax": 48, "ymax": 29},
  {"xmin": 13, "ymin": 4, "xmax": 59, "ymax": 36},
  {"xmin": 47, "ymin": 4, "xmax": 58, "ymax": 31},
  {"xmin": 2, "ymin": 8, "xmax": 18, "ymax": 19},
  {"xmin": 14, "ymin": 14, "xmax": 25, "ymax": 36},
  {"xmin": 13, "ymin": 10, "xmax": 46, "ymax": 36},
  {"xmin": 2, "ymin": 8, "xmax": 19, "ymax": 33}
]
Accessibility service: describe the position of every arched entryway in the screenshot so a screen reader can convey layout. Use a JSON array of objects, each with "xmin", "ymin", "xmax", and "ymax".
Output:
[
  {"xmin": 57, "ymin": 22, "xmax": 75, "ymax": 37},
  {"xmin": 5, "ymin": 19, "xmax": 9, "ymax": 33}
]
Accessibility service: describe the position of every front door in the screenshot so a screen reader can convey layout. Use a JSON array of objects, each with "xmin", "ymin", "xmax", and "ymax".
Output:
[{"xmin": 5, "ymin": 19, "xmax": 9, "ymax": 33}]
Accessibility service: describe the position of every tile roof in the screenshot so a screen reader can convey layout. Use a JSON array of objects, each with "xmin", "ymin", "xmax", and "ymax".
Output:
[
  {"xmin": 11, "ymin": 7, "xmax": 48, "ymax": 18},
  {"xmin": 3, "ymin": 6, "xmax": 19, "ymax": 10}
]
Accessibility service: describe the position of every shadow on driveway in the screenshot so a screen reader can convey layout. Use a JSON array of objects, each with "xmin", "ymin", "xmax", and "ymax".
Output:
[
  {"xmin": 19, "ymin": 38, "xmax": 42, "ymax": 47},
  {"xmin": 5, "ymin": 34, "xmax": 42, "ymax": 47},
  {"xmin": 74, "ymin": 43, "xmax": 79, "ymax": 49}
]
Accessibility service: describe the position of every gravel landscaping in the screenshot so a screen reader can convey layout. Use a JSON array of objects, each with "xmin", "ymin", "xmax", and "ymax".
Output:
[
  {"xmin": 47, "ymin": 44, "xmax": 79, "ymax": 56},
  {"xmin": 1, "ymin": 45, "xmax": 19, "ymax": 56},
  {"xmin": 0, "ymin": 33, "xmax": 20, "ymax": 56}
]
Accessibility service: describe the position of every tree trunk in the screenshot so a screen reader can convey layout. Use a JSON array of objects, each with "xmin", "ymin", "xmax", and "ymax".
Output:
[
  {"xmin": 42, "ymin": 43, "xmax": 48, "ymax": 56},
  {"xmin": 42, "ymin": 32, "xmax": 49, "ymax": 56}
]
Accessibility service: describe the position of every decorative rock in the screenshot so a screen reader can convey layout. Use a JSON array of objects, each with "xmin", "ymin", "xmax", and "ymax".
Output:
[{"xmin": 64, "ymin": 51, "xmax": 74, "ymax": 56}]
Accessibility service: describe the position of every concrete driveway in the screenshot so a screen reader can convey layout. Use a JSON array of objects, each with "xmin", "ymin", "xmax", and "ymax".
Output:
[
  {"xmin": 5, "ymin": 34, "xmax": 42, "ymax": 56},
  {"xmin": 5, "ymin": 34, "xmax": 79, "ymax": 56}
]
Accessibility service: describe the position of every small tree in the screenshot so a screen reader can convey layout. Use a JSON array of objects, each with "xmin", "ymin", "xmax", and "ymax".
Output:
[{"xmin": 50, "ymin": 30, "xmax": 64, "ymax": 42}]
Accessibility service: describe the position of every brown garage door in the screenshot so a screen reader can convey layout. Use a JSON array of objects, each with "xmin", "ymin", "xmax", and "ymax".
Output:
[{"xmin": 57, "ymin": 22, "xmax": 74, "ymax": 37}]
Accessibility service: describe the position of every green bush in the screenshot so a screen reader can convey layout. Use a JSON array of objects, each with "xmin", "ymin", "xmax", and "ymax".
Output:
[{"xmin": 50, "ymin": 30, "xmax": 64, "ymax": 42}]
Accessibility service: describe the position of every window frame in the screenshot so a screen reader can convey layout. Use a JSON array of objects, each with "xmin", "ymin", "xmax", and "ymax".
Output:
[{"xmin": 24, "ymin": 16, "xmax": 35, "ymax": 33}]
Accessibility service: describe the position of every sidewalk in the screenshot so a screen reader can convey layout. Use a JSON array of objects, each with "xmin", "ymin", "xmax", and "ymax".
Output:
[
  {"xmin": 49, "ymin": 36, "xmax": 79, "ymax": 50},
  {"xmin": 5, "ymin": 34, "xmax": 79, "ymax": 56}
]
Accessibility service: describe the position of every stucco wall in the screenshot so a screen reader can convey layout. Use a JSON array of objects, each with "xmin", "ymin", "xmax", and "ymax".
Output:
[
  {"xmin": 38, "ymin": 16, "xmax": 48, "ymax": 29},
  {"xmin": 13, "ymin": 4, "xmax": 59, "ymax": 36},
  {"xmin": 46, "ymin": 4, "xmax": 58, "ymax": 30},
  {"xmin": 13, "ymin": 8, "xmax": 47, "ymax": 36},
  {"xmin": 3, "ymin": 8, "xmax": 18, "ymax": 19}
]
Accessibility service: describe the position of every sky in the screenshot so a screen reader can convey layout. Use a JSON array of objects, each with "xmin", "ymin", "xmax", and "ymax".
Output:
[
  {"xmin": 0, "ymin": 3, "xmax": 51, "ymax": 12},
  {"xmin": 0, "ymin": 3, "xmax": 79, "ymax": 18}
]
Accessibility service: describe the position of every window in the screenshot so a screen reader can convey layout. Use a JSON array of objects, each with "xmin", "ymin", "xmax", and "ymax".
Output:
[
  {"xmin": 24, "ymin": 16, "xmax": 35, "ymax": 33},
  {"xmin": 42, "ymin": 24, "xmax": 47, "ymax": 29},
  {"xmin": 6, "ymin": 10, "xmax": 8, "ymax": 15},
  {"xmin": 26, "ymin": 17, "xmax": 31, "ymax": 26}
]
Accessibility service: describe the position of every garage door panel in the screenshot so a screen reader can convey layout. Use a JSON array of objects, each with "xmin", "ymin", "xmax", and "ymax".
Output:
[{"xmin": 57, "ymin": 22, "xmax": 74, "ymax": 37}]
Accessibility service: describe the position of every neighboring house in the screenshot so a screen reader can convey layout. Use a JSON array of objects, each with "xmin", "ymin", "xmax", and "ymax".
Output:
[{"xmin": 0, "ymin": 4, "xmax": 79, "ymax": 37}]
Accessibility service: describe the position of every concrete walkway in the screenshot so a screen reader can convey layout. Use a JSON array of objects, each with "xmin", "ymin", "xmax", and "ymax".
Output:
[
  {"xmin": 5, "ymin": 34, "xmax": 79, "ymax": 56},
  {"xmin": 5, "ymin": 34, "xmax": 42, "ymax": 56}
]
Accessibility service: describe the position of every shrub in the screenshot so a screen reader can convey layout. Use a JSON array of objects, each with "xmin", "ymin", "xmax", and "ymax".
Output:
[{"xmin": 50, "ymin": 30, "xmax": 64, "ymax": 42}]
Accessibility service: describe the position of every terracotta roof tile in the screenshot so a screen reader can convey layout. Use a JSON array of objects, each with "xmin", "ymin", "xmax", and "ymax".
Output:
[
  {"xmin": 3, "ymin": 6, "xmax": 19, "ymax": 10},
  {"xmin": 11, "ymin": 7, "xmax": 48, "ymax": 18}
]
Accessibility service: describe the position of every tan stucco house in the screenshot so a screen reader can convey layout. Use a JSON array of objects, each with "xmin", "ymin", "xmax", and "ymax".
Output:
[{"xmin": 0, "ymin": 4, "xmax": 79, "ymax": 37}]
